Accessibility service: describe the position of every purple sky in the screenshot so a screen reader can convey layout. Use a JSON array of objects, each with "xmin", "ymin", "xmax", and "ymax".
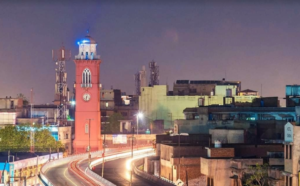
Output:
[{"xmin": 1, "ymin": 1, "xmax": 300, "ymax": 105}]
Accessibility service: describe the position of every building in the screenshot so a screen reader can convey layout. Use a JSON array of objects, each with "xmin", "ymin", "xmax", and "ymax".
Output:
[
  {"xmin": 0, "ymin": 97, "xmax": 23, "ymax": 127},
  {"xmin": 285, "ymin": 85, "xmax": 300, "ymax": 107},
  {"xmin": 151, "ymin": 134, "xmax": 284, "ymax": 186},
  {"xmin": 173, "ymin": 79, "xmax": 241, "ymax": 96},
  {"xmin": 73, "ymin": 33, "xmax": 102, "ymax": 153},
  {"xmin": 139, "ymin": 83, "xmax": 259, "ymax": 129},
  {"xmin": 100, "ymin": 89, "xmax": 139, "ymax": 133},
  {"xmin": 238, "ymin": 89, "xmax": 258, "ymax": 96},
  {"xmin": 282, "ymin": 107, "xmax": 300, "ymax": 186},
  {"xmin": 175, "ymin": 106, "xmax": 295, "ymax": 143}
]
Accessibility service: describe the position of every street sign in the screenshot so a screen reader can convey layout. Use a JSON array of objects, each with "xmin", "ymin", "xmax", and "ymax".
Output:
[{"xmin": 284, "ymin": 122, "xmax": 293, "ymax": 142}]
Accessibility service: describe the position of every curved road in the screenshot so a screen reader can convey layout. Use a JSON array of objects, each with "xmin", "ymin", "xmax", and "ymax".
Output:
[
  {"xmin": 93, "ymin": 157, "xmax": 153, "ymax": 186},
  {"xmin": 45, "ymin": 161, "xmax": 91, "ymax": 186}
]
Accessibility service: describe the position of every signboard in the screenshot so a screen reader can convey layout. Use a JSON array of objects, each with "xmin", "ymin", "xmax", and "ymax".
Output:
[
  {"xmin": 112, "ymin": 135, "xmax": 127, "ymax": 144},
  {"xmin": 285, "ymin": 122, "xmax": 293, "ymax": 142}
]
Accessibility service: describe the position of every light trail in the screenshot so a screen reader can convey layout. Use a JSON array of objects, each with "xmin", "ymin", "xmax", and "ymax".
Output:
[
  {"xmin": 126, "ymin": 152, "xmax": 155, "ymax": 171},
  {"xmin": 63, "ymin": 167, "xmax": 78, "ymax": 186},
  {"xmin": 90, "ymin": 148, "xmax": 154, "ymax": 168}
]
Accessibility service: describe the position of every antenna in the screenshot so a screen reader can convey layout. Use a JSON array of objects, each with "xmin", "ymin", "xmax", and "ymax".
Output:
[
  {"xmin": 134, "ymin": 72, "xmax": 141, "ymax": 95},
  {"xmin": 149, "ymin": 60, "xmax": 159, "ymax": 86},
  {"xmin": 52, "ymin": 46, "xmax": 71, "ymax": 126},
  {"xmin": 261, "ymin": 84, "xmax": 263, "ymax": 98}
]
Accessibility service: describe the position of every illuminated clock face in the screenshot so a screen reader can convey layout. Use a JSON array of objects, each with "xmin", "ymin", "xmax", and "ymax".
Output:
[{"xmin": 83, "ymin": 93, "xmax": 91, "ymax": 101}]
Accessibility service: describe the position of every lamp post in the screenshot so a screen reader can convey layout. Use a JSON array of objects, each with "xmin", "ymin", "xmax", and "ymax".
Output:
[
  {"xmin": 136, "ymin": 112, "xmax": 143, "ymax": 135},
  {"xmin": 130, "ymin": 126, "xmax": 135, "ymax": 186},
  {"xmin": 101, "ymin": 125, "xmax": 106, "ymax": 177},
  {"xmin": 168, "ymin": 113, "xmax": 173, "ymax": 131},
  {"xmin": 86, "ymin": 118, "xmax": 94, "ymax": 167}
]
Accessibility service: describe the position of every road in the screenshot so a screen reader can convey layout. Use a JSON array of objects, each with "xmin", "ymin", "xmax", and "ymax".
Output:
[
  {"xmin": 45, "ymin": 162, "xmax": 91, "ymax": 186},
  {"xmin": 93, "ymin": 157, "xmax": 154, "ymax": 186}
]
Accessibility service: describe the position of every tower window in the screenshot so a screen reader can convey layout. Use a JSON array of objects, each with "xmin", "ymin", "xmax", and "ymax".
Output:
[
  {"xmin": 91, "ymin": 52, "xmax": 94, "ymax": 60},
  {"xmin": 82, "ymin": 68, "xmax": 91, "ymax": 87},
  {"xmin": 86, "ymin": 52, "xmax": 88, "ymax": 59}
]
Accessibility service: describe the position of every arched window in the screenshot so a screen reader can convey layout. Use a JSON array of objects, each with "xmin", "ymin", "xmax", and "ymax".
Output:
[{"xmin": 82, "ymin": 68, "xmax": 91, "ymax": 87}]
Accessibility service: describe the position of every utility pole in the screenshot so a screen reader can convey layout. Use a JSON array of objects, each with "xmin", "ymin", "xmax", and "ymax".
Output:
[
  {"xmin": 30, "ymin": 88, "xmax": 34, "ymax": 153},
  {"xmin": 130, "ymin": 126, "xmax": 135, "ymax": 186},
  {"xmin": 86, "ymin": 118, "xmax": 94, "ymax": 166},
  {"xmin": 101, "ymin": 125, "xmax": 106, "ymax": 177}
]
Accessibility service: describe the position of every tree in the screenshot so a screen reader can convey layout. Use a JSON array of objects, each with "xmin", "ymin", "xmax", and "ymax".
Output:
[
  {"xmin": 0, "ymin": 124, "xmax": 64, "ymax": 152},
  {"xmin": 107, "ymin": 112, "xmax": 124, "ymax": 133},
  {"xmin": 245, "ymin": 163, "xmax": 269, "ymax": 186},
  {"xmin": 34, "ymin": 126, "xmax": 64, "ymax": 152}
]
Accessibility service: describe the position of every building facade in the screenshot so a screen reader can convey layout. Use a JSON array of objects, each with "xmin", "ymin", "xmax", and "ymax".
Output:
[{"xmin": 139, "ymin": 84, "xmax": 259, "ymax": 129}]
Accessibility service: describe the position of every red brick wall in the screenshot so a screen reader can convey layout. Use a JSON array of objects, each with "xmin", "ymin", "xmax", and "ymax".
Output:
[{"xmin": 210, "ymin": 148, "xmax": 234, "ymax": 158}]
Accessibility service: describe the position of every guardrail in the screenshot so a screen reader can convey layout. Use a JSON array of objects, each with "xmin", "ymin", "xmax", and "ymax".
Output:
[
  {"xmin": 40, "ymin": 150, "xmax": 105, "ymax": 186},
  {"xmin": 132, "ymin": 158, "xmax": 175, "ymax": 186},
  {"xmin": 83, "ymin": 147, "xmax": 154, "ymax": 186}
]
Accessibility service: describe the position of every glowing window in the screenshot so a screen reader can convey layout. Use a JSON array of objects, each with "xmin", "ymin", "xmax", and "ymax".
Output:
[{"xmin": 106, "ymin": 102, "xmax": 108, "ymax": 107}]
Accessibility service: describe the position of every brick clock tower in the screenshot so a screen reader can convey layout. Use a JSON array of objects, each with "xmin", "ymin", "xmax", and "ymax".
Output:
[{"xmin": 73, "ymin": 33, "xmax": 102, "ymax": 153}]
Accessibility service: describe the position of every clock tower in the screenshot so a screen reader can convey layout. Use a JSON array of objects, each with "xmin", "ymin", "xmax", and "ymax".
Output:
[{"xmin": 73, "ymin": 33, "xmax": 102, "ymax": 153}]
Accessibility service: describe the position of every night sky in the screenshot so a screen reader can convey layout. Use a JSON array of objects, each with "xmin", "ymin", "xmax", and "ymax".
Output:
[{"xmin": 1, "ymin": 1, "xmax": 300, "ymax": 105}]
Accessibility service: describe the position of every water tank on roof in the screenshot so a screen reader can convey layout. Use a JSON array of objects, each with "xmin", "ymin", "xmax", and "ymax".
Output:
[{"xmin": 214, "ymin": 140, "xmax": 222, "ymax": 148}]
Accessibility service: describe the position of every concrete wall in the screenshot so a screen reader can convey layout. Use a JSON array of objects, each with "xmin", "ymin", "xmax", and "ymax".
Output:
[
  {"xmin": 209, "ymin": 129, "xmax": 244, "ymax": 144},
  {"xmin": 201, "ymin": 158, "xmax": 232, "ymax": 186}
]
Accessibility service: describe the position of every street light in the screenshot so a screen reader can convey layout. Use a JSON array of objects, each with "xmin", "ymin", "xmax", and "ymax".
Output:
[
  {"xmin": 136, "ymin": 112, "xmax": 143, "ymax": 135},
  {"xmin": 129, "ymin": 126, "xmax": 135, "ymax": 186},
  {"xmin": 170, "ymin": 132, "xmax": 189, "ymax": 181}
]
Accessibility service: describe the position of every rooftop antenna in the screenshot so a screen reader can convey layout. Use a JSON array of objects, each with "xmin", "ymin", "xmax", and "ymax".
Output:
[
  {"xmin": 134, "ymin": 72, "xmax": 141, "ymax": 95},
  {"xmin": 149, "ymin": 60, "xmax": 159, "ymax": 86},
  {"xmin": 52, "ymin": 45, "xmax": 71, "ymax": 126},
  {"xmin": 261, "ymin": 84, "xmax": 263, "ymax": 98}
]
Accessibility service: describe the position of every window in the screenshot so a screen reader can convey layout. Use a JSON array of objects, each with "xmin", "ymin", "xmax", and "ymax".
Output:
[
  {"xmin": 106, "ymin": 102, "xmax": 108, "ymax": 108},
  {"xmin": 82, "ymin": 68, "xmax": 91, "ymax": 87},
  {"xmin": 85, "ymin": 124, "xmax": 89, "ymax": 134},
  {"xmin": 226, "ymin": 89, "xmax": 232, "ymax": 97},
  {"xmin": 85, "ymin": 52, "xmax": 89, "ymax": 59},
  {"xmin": 10, "ymin": 101, "xmax": 14, "ymax": 109},
  {"xmin": 91, "ymin": 52, "xmax": 94, "ymax": 59},
  {"xmin": 285, "ymin": 145, "xmax": 288, "ymax": 159},
  {"xmin": 289, "ymin": 145, "xmax": 292, "ymax": 159},
  {"xmin": 65, "ymin": 133, "xmax": 68, "ymax": 139},
  {"xmin": 121, "ymin": 112, "xmax": 127, "ymax": 117}
]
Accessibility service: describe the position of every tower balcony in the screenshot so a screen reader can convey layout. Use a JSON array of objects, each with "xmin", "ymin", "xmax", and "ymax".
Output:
[
  {"xmin": 75, "ymin": 54, "xmax": 100, "ymax": 60},
  {"xmin": 81, "ymin": 84, "xmax": 92, "ymax": 88}
]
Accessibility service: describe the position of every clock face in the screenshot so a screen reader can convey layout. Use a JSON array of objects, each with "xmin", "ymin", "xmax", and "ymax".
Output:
[{"xmin": 83, "ymin": 93, "xmax": 91, "ymax": 101}]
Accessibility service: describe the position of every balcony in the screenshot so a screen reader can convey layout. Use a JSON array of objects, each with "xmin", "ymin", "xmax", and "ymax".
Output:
[{"xmin": 81, "ymin": 84, "xmax": 92, "ymax": 88}]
